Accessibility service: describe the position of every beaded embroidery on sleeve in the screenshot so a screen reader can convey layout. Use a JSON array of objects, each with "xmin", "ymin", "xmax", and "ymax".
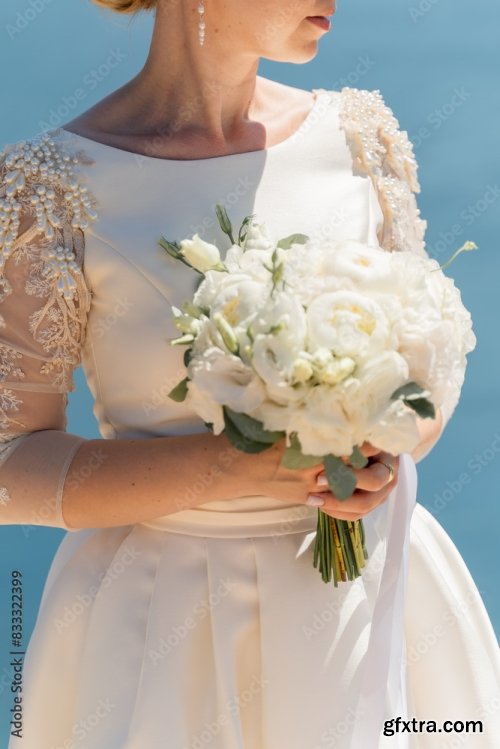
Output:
[
  {"xmin": 0, "ymin": 131, "xmax": 98, "ymax": 446},
  {"xmin": 338, "ymin": 87, "xmax": 428, "ymax": 256}
]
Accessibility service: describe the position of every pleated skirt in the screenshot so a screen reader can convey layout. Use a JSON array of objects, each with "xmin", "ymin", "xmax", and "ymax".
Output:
[{"xmin": 9, "ymin": 454, "xmax": 500, "ymax": 749}]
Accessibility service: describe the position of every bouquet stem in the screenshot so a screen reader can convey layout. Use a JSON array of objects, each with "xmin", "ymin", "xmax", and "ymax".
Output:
[{"xmin": 313, "ymin": 511, "xmax": 369, "ymax": 586}]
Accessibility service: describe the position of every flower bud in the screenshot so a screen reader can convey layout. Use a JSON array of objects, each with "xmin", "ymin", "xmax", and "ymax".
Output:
[
  {"xmin": 179, "ymin": 234, "xmax": 222, "ymax": 273},
  {"xmin": 291, "ymin": 357, "xmax": 314, "ymax": 383}
]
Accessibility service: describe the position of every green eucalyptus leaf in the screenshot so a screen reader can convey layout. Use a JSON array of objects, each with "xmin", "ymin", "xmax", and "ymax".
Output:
[
  {"xmin": 223, "ymin": 410, "xmax": 271, "ymax": 454},
  {"xmin": 224, "ymin": 407, "xmax": 285, "ymax": 444},
  {"xmin": 280, "ymin": 434, "xmax": 324, "ymax": 469},
  {"xmin": 391, "ymin": 382, "xmax": 436, "ymax": 419},
  {"xmin": 323, "ymin": 455, "xmax": 357, "ymax": 501},
  {"xmin": 168, "ymin": 377, "xmax": 189, "ymax": 402},
  {"xmin": 404, "ymin": 397, "xmax": 436, "ymax": 419},
  {"xmin": 276, "ymin": 233, "xmax": 310, "ymax": 250},
  {"xmin": 349, "ymin": 445, "xmax": 368, "ymax": 469},
  {"xmin": 391, "ymin": 382, "xmax": 427, "ymax": 401}
]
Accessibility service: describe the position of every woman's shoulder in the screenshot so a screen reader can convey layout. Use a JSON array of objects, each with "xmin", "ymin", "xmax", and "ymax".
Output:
[
  {"xmin": 0, "ymin": 128, "xmax": 98, "ymax": 330},
  {"xmin": 0, "ymin": 128, "xmax": 98, "ymax": 247}
]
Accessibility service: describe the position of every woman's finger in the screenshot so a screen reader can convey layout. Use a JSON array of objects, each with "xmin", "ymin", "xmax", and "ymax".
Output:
[
  {"xmin": 314, "ymin": 453, "xmax": 399, "ymax": 493},
  {"xmin": 307, "ymin": 472, "xmax": 397, "ymax": 519}
]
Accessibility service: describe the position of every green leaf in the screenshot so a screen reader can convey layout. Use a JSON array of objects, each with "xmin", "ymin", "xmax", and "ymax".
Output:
[
  {"xmin": 391, "ymin": 382, "xmax": 436, "ymax": 419},
  {"xmin": 404, "ymin": 397, "xmax": 436, "ymax": 419},
  {"xmin": 158, "ymin": 236, "xmax": 199, "ymax": 271},
  {"xmin": 349, "ymin": 445, "xmax": 368, "ymax": 469},
  {"xmin": 223, "ymin": 410, "xmax": 271, "ymax": 454},
  {"xmin": 183, "ymin": 348, "xmax": 193, "ymax": 368},
  {"xmin": 276, "ymin": 233, "xmax": 310, "ymax": 250},
  {"xmin": 158, "ymin": 235, "xmax": 181, "ymax": 259},
  {"xmin": 224, "ymin": 407, "xmax": 285, "ymax": 444},
  {"xmin": 391, "ymin": 382, "xmax": 427, "ymax": 401},
  {"xmin": 168, "ymin": 378, "xmax": 189, "ymax": 402},
  {"xmin": 323, "ymin": 455, "xmax": 357, "ymax": 501},
  {"xmin": 280, "ymin": 434, "xmax": 324, "ymax": 469}
]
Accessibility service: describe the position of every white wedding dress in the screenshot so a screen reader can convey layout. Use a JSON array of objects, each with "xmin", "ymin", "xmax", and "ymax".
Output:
[{"xmin": 0, "ymin": 87, "xmax": 498, "ymax": 749}]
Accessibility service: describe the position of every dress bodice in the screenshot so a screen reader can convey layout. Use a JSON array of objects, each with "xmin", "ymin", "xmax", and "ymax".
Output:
[
  {"xmin": 62, "ymin": 90, "xmax": 386, "ymax": 443},
  {"xmin": 0, "ymin": 86, "xmax": 439, "ymax": 534}
]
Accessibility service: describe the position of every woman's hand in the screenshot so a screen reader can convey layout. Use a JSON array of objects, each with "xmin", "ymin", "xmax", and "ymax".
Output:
[
  {"xmin": 253, "ymin": 440, "xmax": 399, "ymax": 521},
  {"xmin": 306, "ymin": 442, "xmax": 399, "ymax": 521}
]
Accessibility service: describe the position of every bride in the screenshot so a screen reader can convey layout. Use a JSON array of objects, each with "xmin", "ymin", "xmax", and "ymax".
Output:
[{"xmin": 1, "ymin": 0, "xmax": 498, "ymax": 746}]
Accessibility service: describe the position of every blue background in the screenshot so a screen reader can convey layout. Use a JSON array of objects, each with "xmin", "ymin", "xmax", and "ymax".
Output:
[{"xmin": 0, "ymin": 0, "xmax": 499, "ymax": 744}]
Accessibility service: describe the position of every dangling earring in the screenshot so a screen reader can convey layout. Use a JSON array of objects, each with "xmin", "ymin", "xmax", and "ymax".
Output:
[{"xmin": 197, "ymin": 1, "xmax": 206, "ymax": 46}]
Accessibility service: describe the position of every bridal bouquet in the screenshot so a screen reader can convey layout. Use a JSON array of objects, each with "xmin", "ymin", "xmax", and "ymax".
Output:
[{"xmin": 159, "ymin": 205, "xmax": 476, "ymax": 586}]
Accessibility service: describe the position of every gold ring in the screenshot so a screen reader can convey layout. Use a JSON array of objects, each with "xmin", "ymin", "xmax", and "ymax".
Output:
[{"xmin": 377, "ymin": 460, "xmax": 395, "ymax": 483}]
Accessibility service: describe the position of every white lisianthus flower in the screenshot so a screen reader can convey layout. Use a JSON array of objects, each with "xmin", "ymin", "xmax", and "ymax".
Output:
[
  {"xmin": 179, "ymin": 234, "xmax": 224, "ymax": 273},
  {"xmin": 287, "ymin": 384, "xmax": 355, "ymax": 457},
  {"xmin": 193, "ymin": 269, "xmax": 248, "ymax": 309},
  {"xmin": 188, "ymin": 347, "xmax": 266, "ymax": 413},
  {"xmin": 224, "ymin": 244, "xmax": 275, "ymax": 283},
  {"xmin": 362, "ymin": 399, "xmax": 421, "ymax": 455},
  {"xmin": 242, "ymin": 220, "xmax": 275, "ymax": 252},
  {"xmin": 252, "ymin": 335, "xmax": 308, "ymax": 404},
  {"xmin": 184, "ymin": 379, "xmax": 225, "ymax": 434}
]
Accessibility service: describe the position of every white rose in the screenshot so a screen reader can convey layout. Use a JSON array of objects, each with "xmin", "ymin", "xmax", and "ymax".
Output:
[{"xmin": 179, "ymin": 234, "xmax": 223, "ymax": 273}]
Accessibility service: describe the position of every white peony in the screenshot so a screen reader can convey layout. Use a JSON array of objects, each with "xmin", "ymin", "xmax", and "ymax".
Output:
[{"xmin": 307, "ymin": 290, "xmax": 391, "ymax": 362}]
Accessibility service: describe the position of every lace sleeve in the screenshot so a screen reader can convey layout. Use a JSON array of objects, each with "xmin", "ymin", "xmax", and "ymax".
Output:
[
  {"xmin": 0, "ymin": 131, "xmax": 97, "ymax": 529},
  {"xmin": 338, "ymin": 87, "xmax": 464, "ymax": 452}
]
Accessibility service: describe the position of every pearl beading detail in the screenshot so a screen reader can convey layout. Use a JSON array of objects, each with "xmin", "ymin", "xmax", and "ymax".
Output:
[
  {"xmin": 338, "ymin": 87, "xmax": 427, "ymax": 256},
  {"xmin": 0, "ymin": 131, "xmax": 97, "ymax": 438}
]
